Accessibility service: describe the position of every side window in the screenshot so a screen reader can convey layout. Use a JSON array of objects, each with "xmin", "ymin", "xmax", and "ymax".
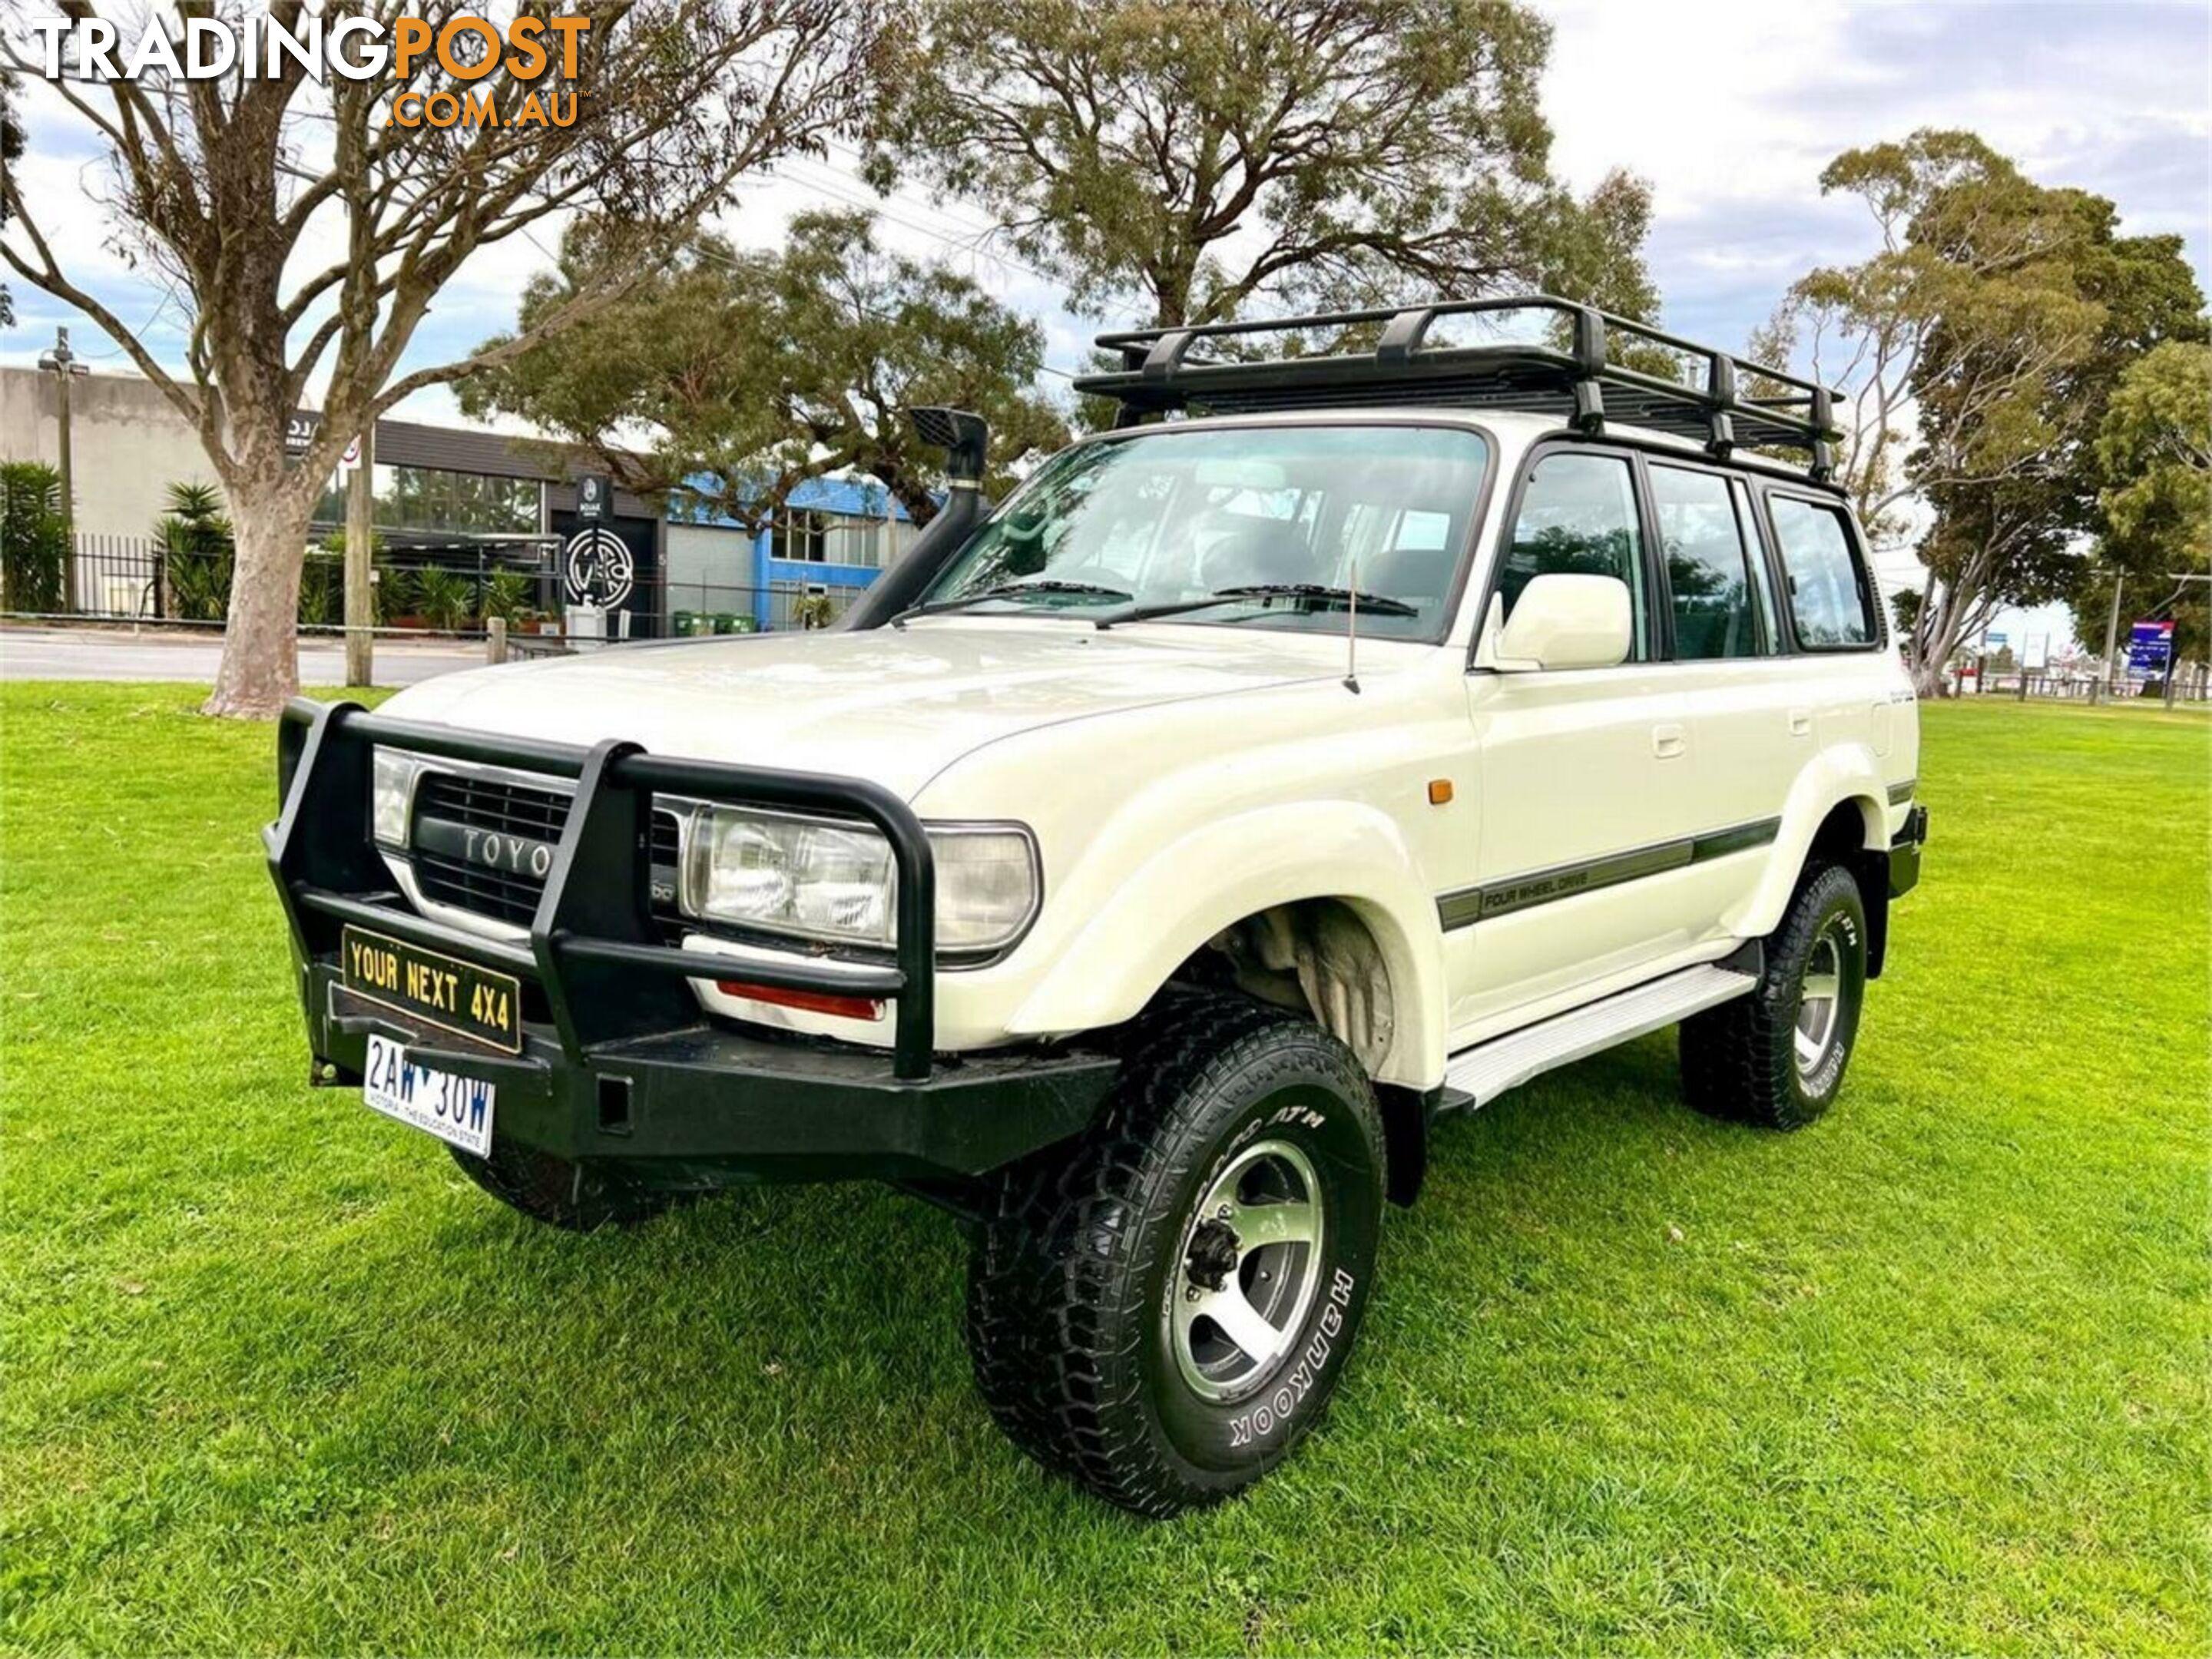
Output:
[
  {"xmin": 1649, "ymin": 465, "xmax": 1760, "ymax": 661},
  {"xmin": 1769, "ymin": 496, "xmax": 1878, "ymax": 647},
  {"xmin": 1499, "ymin": 452, "xmax": 1647, "ymax": 658},
  {"xmin": 1730, "ymin": 478, "xmax": 1783, "ymax": 654}
]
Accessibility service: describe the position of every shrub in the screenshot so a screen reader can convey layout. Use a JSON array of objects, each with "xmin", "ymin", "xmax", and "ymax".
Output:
[
  {"xmin": 153, "ymin": 482, "xmax": 233, "ymax": 621},
  {"xmin": 0, "ymin": 462, "xmax": 68, "ymax": 614},
  {"xmin": 480, "ymin": 568, "xmax": 538, "ymax": 626},
  {"xmin": 413, "ymin": 567, "xmax": 475, "ymax": 632}
]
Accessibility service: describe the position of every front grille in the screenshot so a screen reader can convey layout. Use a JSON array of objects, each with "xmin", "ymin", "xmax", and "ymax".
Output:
[{"xmin": 409, "ymin": 771, "xmax": 684, "ymax": 927}]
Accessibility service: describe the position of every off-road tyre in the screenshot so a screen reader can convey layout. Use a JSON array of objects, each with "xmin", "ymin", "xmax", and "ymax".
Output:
[
  {"xmin": 1681, "ymin": 862, "xmax": 1868, "ymax": 1130},
  {"xmin": 964, "ymin": 993, "xmax": 1386, "ymax": 1516},
  {"xmin": 447, "ymin": 1140, "xmax": 673, "ymax": 1232}
]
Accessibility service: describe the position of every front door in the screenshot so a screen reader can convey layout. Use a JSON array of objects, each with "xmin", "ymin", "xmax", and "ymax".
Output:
[{"xmin": 1450, "ymin": 446, "xmax": 1710, "ymax": 1039}]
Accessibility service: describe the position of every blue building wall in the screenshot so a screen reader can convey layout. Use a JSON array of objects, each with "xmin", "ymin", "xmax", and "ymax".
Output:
[{"xmin": 670, "ymin": 474, "xmax": 915, "ymax": 628}]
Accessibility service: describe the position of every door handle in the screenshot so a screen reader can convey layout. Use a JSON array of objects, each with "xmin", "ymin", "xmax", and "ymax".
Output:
[
  {"xmin": 1652, "ymin": 723, "xmax": 1687, "ymax": 760},
  {"xmin": 1789, "ymin": 707, "xmax": 1813, "ymax": 737}
]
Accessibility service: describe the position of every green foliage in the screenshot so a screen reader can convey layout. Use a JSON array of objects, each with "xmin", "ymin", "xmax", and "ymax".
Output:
[
  {"xmin": 1767, "ymin": 130, "xmax": 2206, "ymax": 685},
  {"xmin": 411, "ymin": 567, "xmax": 476, "ymax": 632},
  {"xmin": 462, "ymin": 211, "xmax": 1068, "ymax": 528},
  {"xmin": 479, "ymin": 569, "xmax": 538, "ymax": 627},
  {"xmin": 2, "ymin": 688, "xmax": 2206, "ymax": 1652},
  {"xmin": 2067, "ymin": 341, "xmax": 2212, "ymax": 664},
  {"xmin": 2095, "ymin": 340, "xmax": 2211, "ymax": 561},
  {"xmin": 0, "ymin": 460, "xmax": 68, "ymax": 613},
  {"xmin": 869, "ymin": 0, "xmax": 1655, "ymax": 328},
  {"xmin": 152, "ymin": 482, "xmax": 235, "ymax": 623},
  {"xmin": 373, "ymin": 561, "xmax": 416, "ymax": 626},
  {"xmin": 296, "ymin": 545, "xmax": 343, "ymax": 628},
  {"xmin": 787, "ymin": 589, "xmax": 838, "ymax": 630}
]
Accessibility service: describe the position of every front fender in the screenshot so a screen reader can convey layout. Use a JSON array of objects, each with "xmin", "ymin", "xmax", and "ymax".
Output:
[
  {"xmin": 1726, "ymin": 745, "xmax": 1886, "ymax": 939},
  {"xmin": 1006, "ymin": 800, "xmax": 1449, "ymax": 1088}
]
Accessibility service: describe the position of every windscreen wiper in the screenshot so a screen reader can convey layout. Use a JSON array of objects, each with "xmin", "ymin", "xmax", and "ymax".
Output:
[
  {"xmin": 1101, "ymin": 583, "xmax": 1419, "ymax": 628},
  {"xmin": 889, "ymin": 579, "xmax": 1135, "ymax": 629}
]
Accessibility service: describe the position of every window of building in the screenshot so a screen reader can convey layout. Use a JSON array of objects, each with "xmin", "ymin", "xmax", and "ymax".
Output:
[
  {"xmin": 313, "ymin": 465, "xmax": 541, "ymax": 536},
  {"xmin": 1768, "ymin": 495, "xmax": 1878, "ymax": 647},
  {"xmin": 1650, "ymin": 464, "xmax": 1760, "ymax": 660},
  {"xmin": 778, "ymin": 508, "xmax": 830, "ymax": 563},
  {"xmin": 1500, "ymin": 451, "xmax": 1647, "ymax": 658}
]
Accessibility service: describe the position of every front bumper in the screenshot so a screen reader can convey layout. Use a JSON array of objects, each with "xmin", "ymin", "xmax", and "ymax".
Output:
[{"xmin": 267, "ymin": 700, "xmax": 1114, "ymax": 1187}]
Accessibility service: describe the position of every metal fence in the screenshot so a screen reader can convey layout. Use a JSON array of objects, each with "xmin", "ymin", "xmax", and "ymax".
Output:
[{"xmin": 9, "ymin": 536, "xmax": 869, "ymax": 641}]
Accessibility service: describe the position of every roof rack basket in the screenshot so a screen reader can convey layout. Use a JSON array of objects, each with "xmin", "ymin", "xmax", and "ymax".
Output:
[{"xmin": 1074, "ymin": 295, "xmax": 1843, "ymax": 481}]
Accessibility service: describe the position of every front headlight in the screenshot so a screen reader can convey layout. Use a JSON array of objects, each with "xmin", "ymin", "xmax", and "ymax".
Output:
[
  {"xmin": 371, "ymin": 749, "xmax": 422, "ymax": 848},
  {"xmin": 685, "ymin": 807, "xmax": 1038, "ymax": 955}
]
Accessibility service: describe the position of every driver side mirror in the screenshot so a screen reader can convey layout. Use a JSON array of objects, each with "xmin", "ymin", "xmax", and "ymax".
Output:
[{"xmin": 1487, "ymin": 575, "xmax": 1634, "ymax": 671}]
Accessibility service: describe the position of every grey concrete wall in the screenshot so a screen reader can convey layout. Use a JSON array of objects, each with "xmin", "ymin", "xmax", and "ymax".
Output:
[{"xmin": 0, "ymin": 368, "xmax": 221, "ymax": 541}]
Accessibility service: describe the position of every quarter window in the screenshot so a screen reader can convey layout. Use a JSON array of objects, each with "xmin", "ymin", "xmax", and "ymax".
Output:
[
  {"xmin": 1500, "ymin": 452, "xmax": 1647, "ymax": 658},
  {"xmin": 1650, "ymin": 465, "xmax": 1760, "ymax": 660},
  {"xmin": 1769, "ymin": 496, "xmax": 1878, "ymax": 647}
]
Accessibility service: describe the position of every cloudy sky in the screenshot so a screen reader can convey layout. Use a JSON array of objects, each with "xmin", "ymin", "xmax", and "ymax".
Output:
[{"xmin": 5, "ymin": 0, "xmax": 2207, "ymax": 644}]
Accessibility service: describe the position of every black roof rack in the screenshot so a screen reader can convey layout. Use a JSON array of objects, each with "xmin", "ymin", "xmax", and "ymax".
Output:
[{"xmin": 1074, "ymin": 295, "xmax": 1843, "ymax": 482}]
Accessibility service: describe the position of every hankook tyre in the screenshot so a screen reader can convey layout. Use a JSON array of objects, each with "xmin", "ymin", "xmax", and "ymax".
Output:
[
  {"xmin": 448, "ymin": 1139, "xmax": 674, "ymax": 1232},
  {"xmin": 963, "ymin": 994, "xmax": 1386, "ymax": 1516},
  {"xmin": 1680, "ymin": 862, "xmax": 1869, "ymax": 1130}
]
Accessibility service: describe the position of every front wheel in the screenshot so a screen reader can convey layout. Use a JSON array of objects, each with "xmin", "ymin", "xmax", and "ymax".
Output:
[
  {"xmin": 1680, "ymin": 862, "xmax": 1869, "ymax": 1130},
  {"xmin": 964, "ymin": 995, "xmax": 1386, "ymax": 1516}
]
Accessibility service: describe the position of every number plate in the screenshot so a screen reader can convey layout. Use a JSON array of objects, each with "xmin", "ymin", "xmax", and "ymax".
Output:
[
  {"xmin": 362, "ymin": 1033, "xmax": 495, "ymax": 1157},
  {"xmin": 340, "ymin": 925, "xmax": 522, "ymax": 1053}
]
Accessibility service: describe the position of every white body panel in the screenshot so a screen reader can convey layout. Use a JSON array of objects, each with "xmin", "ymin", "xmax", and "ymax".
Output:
[{"xmin": 373, "ymin": 411, "xmax": 1920, "ymax": 1091}]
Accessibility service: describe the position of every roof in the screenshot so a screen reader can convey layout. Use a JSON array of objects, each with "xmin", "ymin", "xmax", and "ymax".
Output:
[{"xmin": 671, "ymin": 470, "xmax": 920, "ymax": 529}]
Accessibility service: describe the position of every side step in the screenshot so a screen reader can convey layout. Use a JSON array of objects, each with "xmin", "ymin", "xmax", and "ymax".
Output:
[{"xmin": 1442, "ymin": 964, "xmax": 1759, "ymax": 1110}]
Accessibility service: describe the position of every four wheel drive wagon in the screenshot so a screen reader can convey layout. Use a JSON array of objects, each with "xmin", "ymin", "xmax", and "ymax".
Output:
[{"xmin": 267, "ymin": 294, "xmax": 1929, "ymax": 1516}]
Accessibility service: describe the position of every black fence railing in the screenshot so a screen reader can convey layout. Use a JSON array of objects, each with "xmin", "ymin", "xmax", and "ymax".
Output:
[{"xmin": 11, "ymin": 537, "xmax": 870, "ymax": 642}]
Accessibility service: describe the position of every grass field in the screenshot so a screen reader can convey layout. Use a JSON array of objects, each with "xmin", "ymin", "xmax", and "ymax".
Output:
[{"xmin": 2, "ymin": 687, "xmax": 2205, "ymax": 1654}]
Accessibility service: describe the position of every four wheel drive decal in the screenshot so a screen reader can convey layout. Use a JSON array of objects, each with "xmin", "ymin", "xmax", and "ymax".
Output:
[{"xmin": 1437, "ymin": 816, "xmax": 1783, "ymax": 929}]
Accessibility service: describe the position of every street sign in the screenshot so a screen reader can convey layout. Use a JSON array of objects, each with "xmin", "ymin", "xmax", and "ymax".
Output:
[
  {"xmin": 2127, "ymin": 620, "xmax": 2174, "ymax": 673},
  {"xmin": 1985, "ymin": 631, "xmax": 2008, "ymax": 649},
  {"xmin": 575, "ymin": 475, "xmax": 611, "ymax": 523}
]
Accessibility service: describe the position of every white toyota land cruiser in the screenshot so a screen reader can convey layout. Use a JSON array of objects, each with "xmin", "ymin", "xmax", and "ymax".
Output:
[{"xmin": 268, "ymin": 297, "xmax": 1927, "ymax": 1515}]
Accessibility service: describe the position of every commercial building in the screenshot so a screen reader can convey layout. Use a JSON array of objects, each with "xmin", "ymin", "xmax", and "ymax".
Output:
[{"xmin": 0, "ymin": 366, "xmax": 916, "ymax": 634}]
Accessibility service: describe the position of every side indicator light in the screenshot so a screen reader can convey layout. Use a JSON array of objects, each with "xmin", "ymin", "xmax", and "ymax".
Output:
[
  {"xmin": 715, "ymin": 980, "xmax": 886, "ymax": 1022},
  {"xmin": 1428, "ymin": 779, "xmax": 1455, "ymax": 806}
]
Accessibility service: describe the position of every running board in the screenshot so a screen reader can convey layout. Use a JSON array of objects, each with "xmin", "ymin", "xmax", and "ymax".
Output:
[{"xmin": 1442, "ymin": 965, "xmax": 1759, "ymax": 1109}]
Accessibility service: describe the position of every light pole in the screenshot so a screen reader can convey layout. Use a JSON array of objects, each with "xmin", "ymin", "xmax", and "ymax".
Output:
[
  {"xmin": 2098, "ymin": 572, "xmax": 2124, "ymax": 703},
  {"xmin": 36, "ymin": 328, "xmax": 91, "ymax": 599}
]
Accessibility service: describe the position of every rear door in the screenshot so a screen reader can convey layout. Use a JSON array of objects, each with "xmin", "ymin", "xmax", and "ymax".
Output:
[
  {"xmin": 1644, "ymin": 460, "xmax": 1808, "ymax": 939},
  {"xmin": 1454, "ymin": 444, "xmax": 1714, "ymax": 1037}
]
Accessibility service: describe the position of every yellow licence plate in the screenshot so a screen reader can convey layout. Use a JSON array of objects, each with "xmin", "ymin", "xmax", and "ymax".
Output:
[{"xmin": 339, "ymin": 925, "xmax": 523, "ymax": 1053}]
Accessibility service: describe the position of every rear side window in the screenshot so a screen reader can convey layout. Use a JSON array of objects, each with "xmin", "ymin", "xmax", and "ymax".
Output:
[
  {"xmin": 1768, "ymin": 496, "xmax": 1878, "ymax": 648},
  {"xmin": 1650, "ymin": 465, "xmax": 1760, "ymax": 660},
  {"xmin": 1500, "ymin": 452, "xmax": 1648, "ymax": 659}
]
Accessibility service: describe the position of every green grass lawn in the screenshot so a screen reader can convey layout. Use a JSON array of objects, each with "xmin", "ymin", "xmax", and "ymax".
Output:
[{"xmin": 2, "ymin": 688, "xmax": 2205, "ymax": 1654}]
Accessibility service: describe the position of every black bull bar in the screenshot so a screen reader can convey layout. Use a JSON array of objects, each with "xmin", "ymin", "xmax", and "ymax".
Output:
[{"xmin": 263, "ymin": 699, "xmax": 1114, "ymax": 1184}]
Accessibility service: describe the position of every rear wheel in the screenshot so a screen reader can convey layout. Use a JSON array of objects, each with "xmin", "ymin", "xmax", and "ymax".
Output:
[
  {"xmin": 964, "ymin": 994, "xmax": 1386, "ymax": 1516},
  {"xmin": 447, "ymin": 1140, "xmax": 673, "ymax": 1231},
  {"xmin": 1681, "ymin": 862, "xmax": 1868, "ymax": 1130}
]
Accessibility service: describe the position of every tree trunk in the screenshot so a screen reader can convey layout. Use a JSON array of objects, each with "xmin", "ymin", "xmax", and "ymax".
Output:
[{"xmin": 202, "ymin": 482, "xmax": 314, "ymax": 719}]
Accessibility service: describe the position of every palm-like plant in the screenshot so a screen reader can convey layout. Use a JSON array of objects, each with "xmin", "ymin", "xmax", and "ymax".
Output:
[{"xmin": 153, "ymin": 482, "xmax": 234, "ymax": 621}]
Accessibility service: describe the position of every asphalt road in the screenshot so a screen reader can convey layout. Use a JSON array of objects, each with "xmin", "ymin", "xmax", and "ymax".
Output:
[{"xmin": 0, "ymin": 628, "xmax": 486, "ymax": 687}]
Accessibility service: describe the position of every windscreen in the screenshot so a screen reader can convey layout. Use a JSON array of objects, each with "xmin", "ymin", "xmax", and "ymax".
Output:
[{"xmin": 917, "ymin": 425, "xmax": 1489, "ymax": 639}]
